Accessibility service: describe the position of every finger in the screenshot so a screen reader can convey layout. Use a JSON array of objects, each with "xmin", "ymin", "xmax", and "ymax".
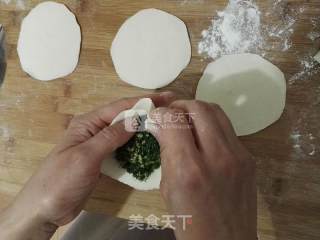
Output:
[
  {"xmin": 208, "ymin": 103, "xmax": 238, "ymax": 141},
  {"xmin": 152, "ymin": 91, "xmax": 178, "ymax": 107},
  {"xmin": 65, "ymin": 91, "xmax": 177, "ymax": 142},
  {"xmin": 95, "ymin": 91, "xmax": 177, "ymax": 123},
  {"xmin": 170, "ymin": 100, "xmax": 235, "ymax": 154},
  {"xmin": 81, "ymin": 120, "xmax": 134, "ymax": 162},
  {"xmin": 148, "ymin": 107, "xmax": 198, "ymax": 172},
  {"xmin": 74, "ymin": 91, "xmax": 177, "ymax": 131}
]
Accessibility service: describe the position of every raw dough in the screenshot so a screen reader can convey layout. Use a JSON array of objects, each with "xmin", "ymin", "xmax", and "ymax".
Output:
[
  {"xmin": 101, "ymin": 98, "xmax": 161, "ymax": 191},
  {"xmin": 111, "ymin": 9, "xmax": 191, "ymax": 89},
  {"xmin": 196, "ymin": 53, "xmax": 286, "ymax": 136},
  {"xmin": 17, "ymin": 1, "xmax": 81, "ymax": 81}
]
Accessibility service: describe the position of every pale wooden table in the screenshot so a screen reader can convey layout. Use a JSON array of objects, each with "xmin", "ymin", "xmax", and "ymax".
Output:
[{"xmin": 0, "ymin": 0, "xmax": 320, "ymax": 239}]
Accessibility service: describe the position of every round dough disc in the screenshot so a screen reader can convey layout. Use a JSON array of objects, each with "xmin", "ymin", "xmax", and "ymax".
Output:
[
  {"xmin": 17, "ymin": 2, "xmax": 81, "ymax": 81},
  {"xmin": 111, "ymin": 8, "xmax": 191, "ymax": 89},
  {"xmin": 196, "ymin": 54, "xmax": 286, "ymax": 136}
]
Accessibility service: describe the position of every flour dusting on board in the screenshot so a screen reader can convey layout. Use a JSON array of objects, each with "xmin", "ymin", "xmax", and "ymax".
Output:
[
  {"xmin": 263, "ymin": 0, "xmax": 305, "ymax": 52},
  {"xmin": 198, "ymin": 0, "xmax": 263, "ymax": 59},
  {"xmin": 289, "ymin": 16, "xmax": 320, "ymax": 83},
  {"xmin": 0, "ymin": 125, "xmax": 11, "ymax": 141},
  {"xmin": 198, "ymin": 0, "xmax": 320, "ymax": 83},
  {"xmin": 291, "ymin": 131, "xmax": 316, "ymax": 158},
  {"xmin": 289, "ymin": 56, "xmax": 320, "ymax": 84},
  {"xmin": 289, "ymin": 86, "xmax": 320, "ymax": 159},
  {"xmin": 308, "ymin": 17, "xmax": 320, "ymax": 42},
  {"xmin": 180, "ymin": 0, "xmax": 204, "ymax": 5},
  {"xmin": 198, "ymin": 0, "xmax": 305, "ymax": 59},
  {"xmin": 0, "ymin": 0, "xmax": 26, "ymax": 10}
]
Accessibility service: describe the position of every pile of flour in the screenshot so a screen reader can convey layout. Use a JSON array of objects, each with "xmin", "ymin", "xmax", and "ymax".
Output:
[
  {"xmin": 198, "ymin": 0, "xmax": 306, "ymax": 59},
  {"xmin": 199, "ymin": 0, "xmax": 263, "ymax": 59}
]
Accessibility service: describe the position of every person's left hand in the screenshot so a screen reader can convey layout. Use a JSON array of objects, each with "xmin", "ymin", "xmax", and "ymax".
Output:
[{"xmin": 0, "ymin": 92, "xmax": 175, "ymax": 240}]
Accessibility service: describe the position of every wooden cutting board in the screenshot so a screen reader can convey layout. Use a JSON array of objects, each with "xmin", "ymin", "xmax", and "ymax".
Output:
[{"xmin": 0, "ymin": 0, "xmax": 319, "ymax": 239}]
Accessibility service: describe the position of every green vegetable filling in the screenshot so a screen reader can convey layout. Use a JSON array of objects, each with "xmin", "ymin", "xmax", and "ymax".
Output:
[{"xmin": 115, "ymin": 132, "xmax": 161, "ymax": 181}]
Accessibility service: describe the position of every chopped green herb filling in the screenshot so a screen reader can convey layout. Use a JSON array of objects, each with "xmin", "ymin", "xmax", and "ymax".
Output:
[{"xmin": 115, "ymin": 132, "xmax": 161, "ymax": 181}]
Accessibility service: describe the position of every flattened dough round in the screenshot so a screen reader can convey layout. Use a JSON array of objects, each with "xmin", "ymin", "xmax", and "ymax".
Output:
[
  {"xmin": 196, "ymin": 54, "xmax": 286, "ymax": 136},
  {"xmin": 111, "ymin": 8, "xmax": 191, "ymax": 89},
  {"xmin": 17, "ymin": 1, "xmax": 81, "ymax": 81}
]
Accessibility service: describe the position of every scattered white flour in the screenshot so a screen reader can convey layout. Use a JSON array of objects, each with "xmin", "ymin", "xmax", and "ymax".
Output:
[
  {"xmin": 0, "ymin": 125, "xmax": 11, "ymax": 141},
  {"xmin": 289, "ymin": 16, "xmax": 320, "ymax": 83},
  {"xmin": 262, "ymin": 0, "xmax": 305, "ymax": 52},
  {"xmin": 198, "ymin": 0, "xmax": 305, "ymax": 59},
  {"xmin": 0, "ymin": 94, "xmax": 23, "ymax": 108},
  {"xmin": 180, "ymin": 0, "xmax": 204, "ymax": 5},
  {"xmin": 198, "ymin": 0, "xmax": 320, "ymax": 84},
  {"xmin": 0, "ymin": 0, "xmax": 26, "ymax": 10},
  {"xmin": 198, "ymin": 0, "xmax": 263, "ymax": 59},
  {"xmin": 289, "ymin": 85, "xmax": 320, "ymax": 159},
  {"xmin": 290, "ymin": 131, "xmax": 317, "ymax": 158},
  {"xmin": 289, "ymin": 56, "xmax": 320, "ymax": 84},
  {"xmin": 308, "ymin": 17, "xmax": 320, "ymax": 42},
  {"xmin": 308, "ymin": 32, "xmax": 320, "ymax": 42}
]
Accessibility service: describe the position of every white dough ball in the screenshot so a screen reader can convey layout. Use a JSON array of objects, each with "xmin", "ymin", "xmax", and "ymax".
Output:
[
  {"xmin": 111, "ymin": 8, "xmax": 191, "ymax": 89},
  {"xmin": 196, "ymin": 54, "xmax": 286, "ymax": 136},
  {"xmin": 17, "ymin": 1, "xmax": 81, "ymax": 81}
]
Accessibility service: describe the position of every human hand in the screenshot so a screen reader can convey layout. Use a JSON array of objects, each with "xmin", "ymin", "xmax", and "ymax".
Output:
[
  {"xmin": 0, "ymin": 92, "xmax": 176, "ymax": 240},
  {"xmin": 150, "ymin": 100, "xmax": 257, "ymax": 240}
]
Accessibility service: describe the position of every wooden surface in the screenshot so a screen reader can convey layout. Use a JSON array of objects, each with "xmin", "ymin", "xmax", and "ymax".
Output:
[{"xmin": 0, "ymin": 0, "xmax": 320, "ymax": 239}]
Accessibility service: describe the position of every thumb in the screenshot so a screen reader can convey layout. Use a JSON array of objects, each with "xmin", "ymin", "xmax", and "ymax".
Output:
[{"xmin": 82, "ymin": 120, "xmax": 134, "ymax": 161}]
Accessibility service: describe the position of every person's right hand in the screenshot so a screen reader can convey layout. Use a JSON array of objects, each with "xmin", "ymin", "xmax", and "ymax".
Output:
[{"xmin": 150, "ymin": 100, "xmax": 257, "ymax": 240}]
